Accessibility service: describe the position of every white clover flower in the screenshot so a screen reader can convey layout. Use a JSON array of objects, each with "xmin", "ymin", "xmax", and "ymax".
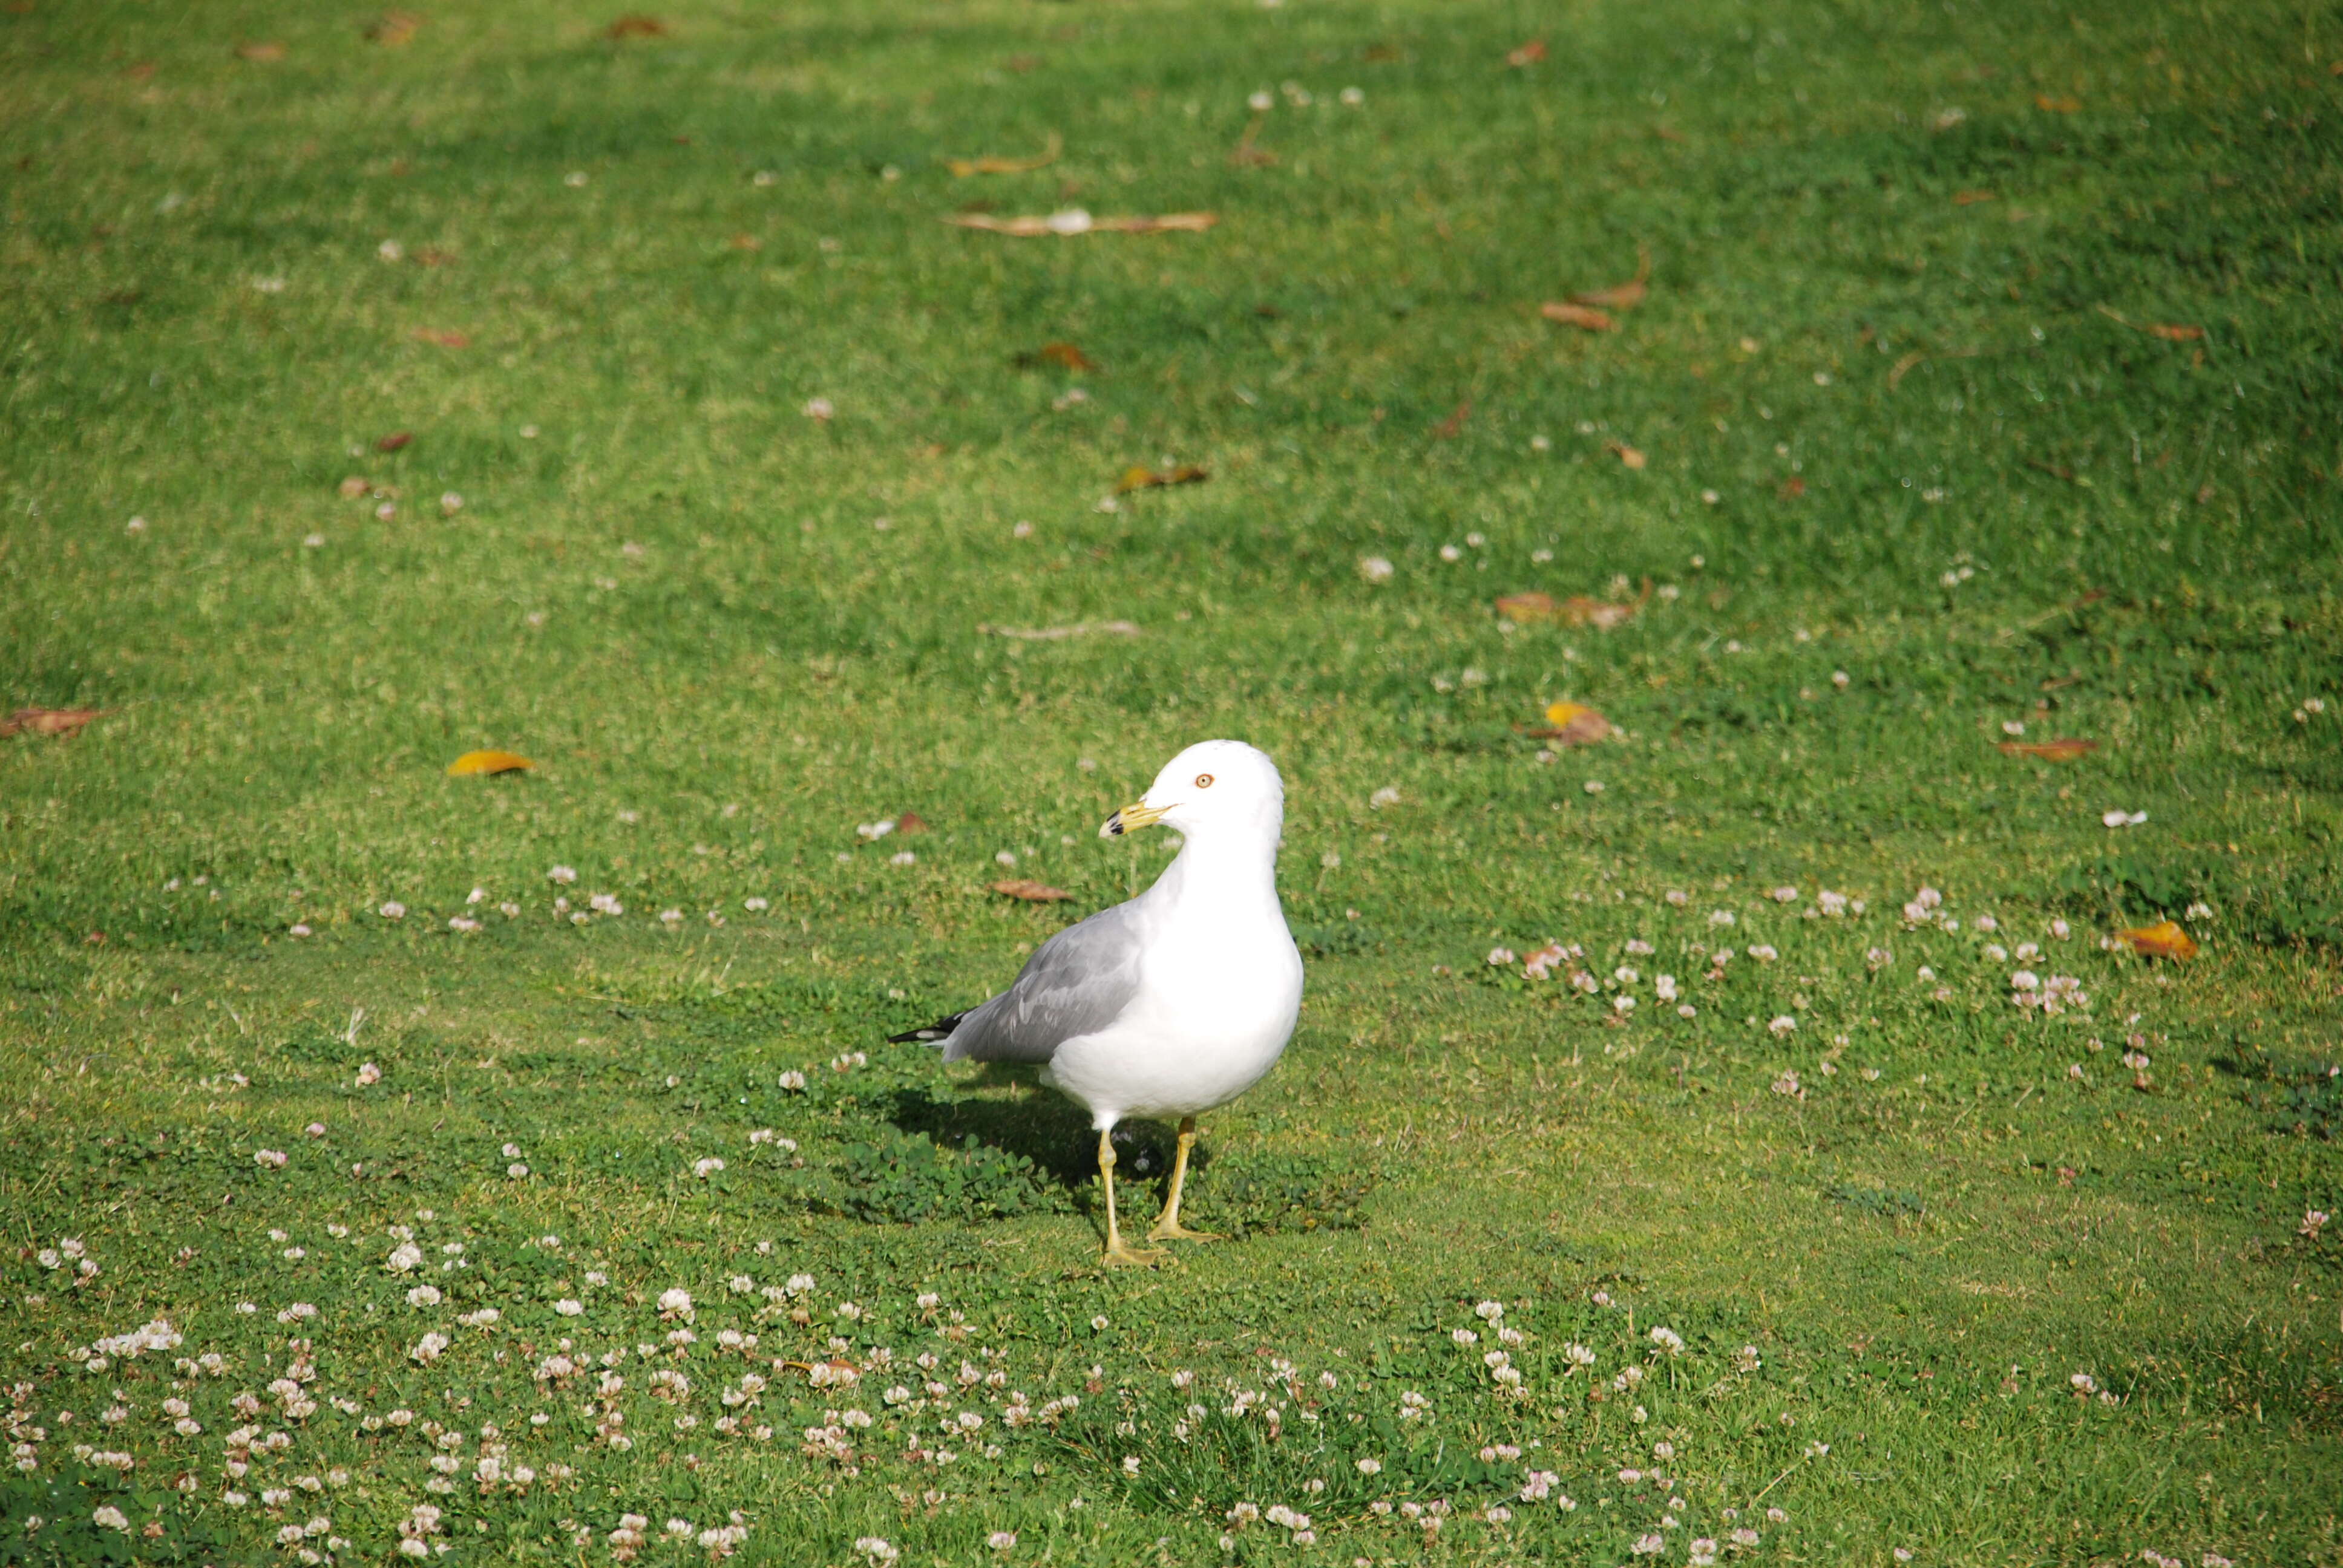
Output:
[{"xmin": 1357, "ymin": 555, "xmax": 1394, "ymax": 583}]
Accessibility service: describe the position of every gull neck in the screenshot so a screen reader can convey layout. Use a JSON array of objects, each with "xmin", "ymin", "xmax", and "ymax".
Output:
[{"xmin": 1150, "ymin": 811, "xmax": 1284, "ymax": 918}]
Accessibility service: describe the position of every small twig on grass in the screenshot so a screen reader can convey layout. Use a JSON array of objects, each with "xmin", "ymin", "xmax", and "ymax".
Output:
[
  {"xmin": 1887, "ymin": 345, "xmax": 1981, "ymax": 391},
  {"xmin": 977, "ymin": 621, "xmax": 1142, "ymax": 641},
  {"xmin": 1749, "ymin": 1459, "xmax": 1803, "ymax": 1506}
]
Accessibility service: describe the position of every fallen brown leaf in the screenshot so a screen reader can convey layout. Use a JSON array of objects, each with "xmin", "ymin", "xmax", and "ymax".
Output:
[
  {"xmin": 375, "ymin": 431, "xmax": 415, "ymax": 452},
  {"xmin": 991, "ymin": 879, "xmax": 1072, "ymax": 903},
  {"xmin": 895, "ymin": 811, "xmax": 929, "ymax": 835},
  {"xmin": 1506, "ymin": 38, "xmax": 1546, "ymax": 66},
  {"xmin": 1021, "ymin": 341, "xmax": 1096, "ymax": 372},
  {"xmin": 364, "ymin": 10, "xmax": 422, "ymax": 45},
  {"xmin": 446, "ymin": 749, "xmax": 532, "ymax": 776},
  {"xmin": 1778, "ymin": 475, "xmax": 1806, "ymax": 498},
  {"xmin": 122, "ymin": 62, "xmax": 157, "ymax": 81},
  {"xmin": 411, "ymin": 328, "xmax": 469, "ymax": 347},
  {"xmin": 1608, "ymin": 440, "xmax": 1647, "ymax": 470},
  {"xmin": 235, "ymin": 40, "xmax": 287, "ymax": 61},
  {"xmin": 943, "ymin": 210, "xmax": 1217, "ymax": 237},
  {"xmin": 2095, "ymin": 304, "xmax": 2205, "ymax": 341},
  {"xmin": 413, "ymin": 247, "xmax": 456, "ymax": 266},
  {"xmin": 2034, "ymin": 93, "xmax": 2081, "ymax": 112},
  {"xmin": 1004, "ymin": 53, "xmax": 1040, "ymax": 73},
  {"xmin": 337, "ymin": 475, "xmax": 373, "ymax": 498},
  {"xmin": 1, "ymin": 707, "xmax": 103, "ymax": 739},
  {"xmin": 1997, "ymin": 737, "xmax": 2099, "ymax": 761},
  {"xmin": 1540, "ymin": 301, "xmax": 1614, "ymax": 332},
  {"xmin": 2114, "ymin": 920, "xmax": 2197, "ymax": 960},
  {"xmin": 1567, "ymin": 246, "xmax": 1651, "ymax": 310},
  {"xmin": 1525, "ymin": 701, "xmax": 1612, "ymax": 745},
  {"xmin": 1952, "ymin": 189, "xmax": 1996, "ymax": 204},
  {"xmin": 1432, "ymin": 402, "xmax": 1472, "ymax": 439},
  {"xmin": 604, "ymin": 13, "xmax": 667, "ymax": 38},
  {"xmin": 1116, "ymin": 464, "xmax": 1209, "ymax": 493},
  {"xmin": 1495, "ymin": 588, "xmax": 1646, "ymax": 630},
  {"xmin": 728, "ymin": 234, "xmax": 761, "ymax": 250},
  {"xmin": 945, "ymin": 132, "xmax": 1063, "ymax": 177}
]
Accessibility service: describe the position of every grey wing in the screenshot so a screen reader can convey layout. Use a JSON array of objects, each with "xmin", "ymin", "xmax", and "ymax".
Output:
[{"xmin": 941, "ymin": 900, "xmax": 1149, "ymax": 1064}]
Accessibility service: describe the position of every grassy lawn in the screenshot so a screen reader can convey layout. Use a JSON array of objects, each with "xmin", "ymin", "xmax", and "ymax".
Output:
[{"xmin": 3, "ymin": 0, "xmax": 2341, "ymax": 1561}]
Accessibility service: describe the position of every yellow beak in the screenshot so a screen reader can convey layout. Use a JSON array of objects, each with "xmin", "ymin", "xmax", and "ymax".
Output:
[{"xmin": 1099, "ymin": 799, "xmax": 1170, "ymax": 838}]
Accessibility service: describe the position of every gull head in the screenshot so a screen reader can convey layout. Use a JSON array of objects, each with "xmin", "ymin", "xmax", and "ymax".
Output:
[{"xmin": 1100, "ymin": 739, "xmax": 1283, "ymax": 841}]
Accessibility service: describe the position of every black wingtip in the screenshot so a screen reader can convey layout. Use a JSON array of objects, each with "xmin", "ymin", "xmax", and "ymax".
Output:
[{"xmin": 886, "ymin": 1011, "xmax": 968, "ymax": 1045}]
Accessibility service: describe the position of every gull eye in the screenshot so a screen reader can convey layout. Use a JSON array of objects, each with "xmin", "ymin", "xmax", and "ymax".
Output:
[{"xmin": 1194, "ymin": 773, "xmax": 1214, "ymax": 789}]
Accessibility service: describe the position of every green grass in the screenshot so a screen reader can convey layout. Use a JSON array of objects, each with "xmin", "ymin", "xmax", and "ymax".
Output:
[{"xmin": 3, "ymin": 0, "xmax": 2341, "ymax": 1561}]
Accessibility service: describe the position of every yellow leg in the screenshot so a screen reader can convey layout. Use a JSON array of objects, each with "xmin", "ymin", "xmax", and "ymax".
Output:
[
  {"xmin": 1147, "ymin": 1117, "xmax": 1222, "ymax": 1242},
  {"xmin": 1098, "ymin": 1130, "xmax": 1167, "ymax": 1268}
]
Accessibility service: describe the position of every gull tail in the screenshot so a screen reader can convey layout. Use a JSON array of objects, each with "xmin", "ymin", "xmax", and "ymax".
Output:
[{"xmin": 887, "ymin": 1010, "xmax": 969, "ymax": 1047}]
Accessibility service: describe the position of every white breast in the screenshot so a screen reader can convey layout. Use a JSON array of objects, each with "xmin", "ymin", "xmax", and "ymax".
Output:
[{"xmin": 1043, "ymin": 912, "xmax": 1302, "ymax": 1128}]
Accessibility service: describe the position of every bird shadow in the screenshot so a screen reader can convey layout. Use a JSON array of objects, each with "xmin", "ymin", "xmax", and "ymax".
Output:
[{"xmin": 883, "ymin": 1070, "xmax": 1203, "ymax": 1200}]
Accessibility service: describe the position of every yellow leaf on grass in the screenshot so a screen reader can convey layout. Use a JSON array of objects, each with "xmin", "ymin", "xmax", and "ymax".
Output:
[
  {"xmin": 447, "ymin": 750, "xmax": 533, "ymax": 777},
  {"xmin": 1608, "ymin": 440, "xmax": 1647, "ymax": 469},
  {"xmin": 1531, "ymin": 701, "xmax": 1613, "ymax": 745},
  {"xmin": 2114, "ymin": 920, "xmax": 2197, "ymax": 960},
  {"xmin": 945, "ymin": 132, "xmax": 1063, "ymax": 176},
  {"xmin": 236, "ymin": 40, "xmax": 287, "ymax": 61},
  {"xmin": 1495, "ymin": 590, "xmax": 1643, "ymax": 630},
  {"xmin": 1116, "ymin": 464, "xmax": 1208, "ymax": 493},
  {"xmin": 991, "ymin": 879, "xmax": 1072, "ymax": 903},
  {"xmin": 1997, "ymin": 737, "xmax": 2099, "ymax": 760},
  {"xmin": 2034, "ymin": 93, "xmax": 2082, "ymax": 113}
]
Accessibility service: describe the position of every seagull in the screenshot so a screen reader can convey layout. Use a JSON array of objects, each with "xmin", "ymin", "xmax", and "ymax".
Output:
[{"xmin": 889, "ymin": 740, "xmax": 1304, "ymax": 1266}]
